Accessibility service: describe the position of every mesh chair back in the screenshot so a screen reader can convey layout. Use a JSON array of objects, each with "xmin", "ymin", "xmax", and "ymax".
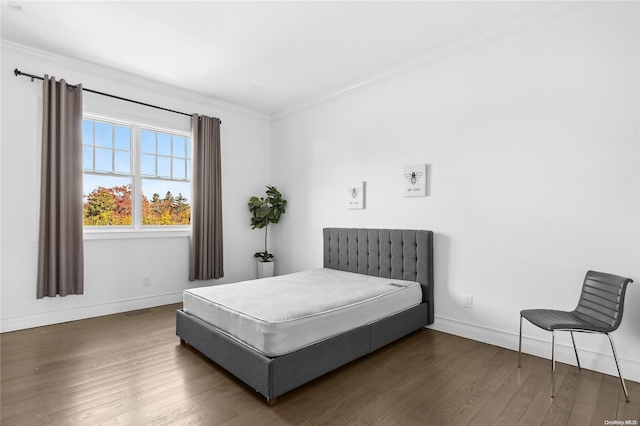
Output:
[{"xmin": 574, "ymin": 270, "xmax": 632, "ymax": 331}]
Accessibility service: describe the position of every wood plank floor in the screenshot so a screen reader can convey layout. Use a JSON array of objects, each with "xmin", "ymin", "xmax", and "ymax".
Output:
[{"xmin": 2, "ymin": 303, "xmax": 638, "ymax": 425}]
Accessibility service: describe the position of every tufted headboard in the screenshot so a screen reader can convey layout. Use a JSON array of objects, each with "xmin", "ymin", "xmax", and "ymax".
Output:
[{"xmin": 323, "ymin": 228, "xmax": 434, "ymax": 324}]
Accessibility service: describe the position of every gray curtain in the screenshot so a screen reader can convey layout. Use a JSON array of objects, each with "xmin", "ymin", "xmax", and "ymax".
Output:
[
  {"xmin": 189, "ymin": 114, "xmax": 224, "ymax": 280},
  {"xmin": 37, "ymin": 76, "xmax": 84, "ymax": 298}
]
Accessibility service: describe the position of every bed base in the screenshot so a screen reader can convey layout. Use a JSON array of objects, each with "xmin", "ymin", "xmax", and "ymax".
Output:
[
  {"xmin": 176, "ymin": 302, "xmax": 428, "ymax": 405},
  {"xmin": 177, "ymin": 228, "xmax": 434, "ymax": 406}
]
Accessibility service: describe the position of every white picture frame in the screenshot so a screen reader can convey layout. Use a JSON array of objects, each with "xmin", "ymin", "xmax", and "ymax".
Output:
[
  {"xmin": 346, "ymin": 181, "xmax": 365, "ymax": 209},
  {"xmin": 403, "ymin": 164, "xmax": 427, "ymax": 197}
]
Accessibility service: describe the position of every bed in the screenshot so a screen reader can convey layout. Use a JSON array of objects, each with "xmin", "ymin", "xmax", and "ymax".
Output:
[{"xmin": 176, "ymin": 227, "xmax": 434, "ymax": 406}]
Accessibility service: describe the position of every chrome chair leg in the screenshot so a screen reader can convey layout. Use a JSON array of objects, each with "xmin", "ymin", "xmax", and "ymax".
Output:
[
  {"xmin": 607, "ymin": 333, "xmax": 630, "ymax": 402},
  {"xmin": 570, "ymin": 331, "xmax": 581, "ymax": 370},
  {"xmin": 518, "ymin": 315, "xmax": 523, "ymax": 368},
  {"xmin": 551, "ymin": 331, "xmax": 556, "ymax": 398}
]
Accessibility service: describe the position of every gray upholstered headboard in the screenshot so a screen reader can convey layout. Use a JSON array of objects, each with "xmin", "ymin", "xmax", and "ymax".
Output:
[{"xmin": 323, "ymin": 228, "xmax": 434, "ymax": 324}]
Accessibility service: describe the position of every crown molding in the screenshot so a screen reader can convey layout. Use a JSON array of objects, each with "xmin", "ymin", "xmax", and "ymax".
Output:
[
  {"xmin": 270, "ymin": 1, "xmax": 596, "ymax": 122},
  {"xmin": 2, "ymin": 40, "xmax": 271, "ymax": 123}
]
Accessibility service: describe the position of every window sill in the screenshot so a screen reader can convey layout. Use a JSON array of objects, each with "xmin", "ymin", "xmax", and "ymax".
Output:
[{"xmin": 84, "ymin": 227, "xmax": 190, "ymax": 240}]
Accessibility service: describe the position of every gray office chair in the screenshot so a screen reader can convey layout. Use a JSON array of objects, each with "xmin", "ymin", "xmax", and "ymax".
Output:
[{"xmin": 518, "ymin": 270, "xmax": 633, "ymax": 402}]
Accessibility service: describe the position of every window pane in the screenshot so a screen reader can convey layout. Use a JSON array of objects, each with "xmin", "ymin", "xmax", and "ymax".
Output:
[
  {"xmin": 173, "ymin": 158, "xmax": 185, "ymax": 179},
  {"xmin": 157, "ymin": 157, "xmax": 171, "ymax": 178},
  {"xmin": 95, "ymin": 122, "xmax": 112, "ymax": 148},
  {"xmin": 114, "ymin": 151, "xmax": 130, "ymax": 174},
  {"xmin": 141, "ymin": 154, "xmax": 155, "ymax": 176},
  {"xmin": 186, "ymin": 139, "xmax": 191, "ymax": 159},
  {"xmin": 141, "ymin": 130, "xmax": 156, "ymax": 153},
  {"xmin": 83, "ymin": 175, "xmax": 132, "ymax": 226},
  {"xmin": 173, "ymin": 136, "xmax": 185, "ymax": 157},
  {"xmin": 83, "ymin": 146, "xmax": 94, "ymax": 170},
  {"xmin": 142, "ymin": 179, "xmax": 190, "ymax": 225},
  {"xmin": 95, "ymin": 148, "xmax": 112, "ymax": 172},
  {"xmin": 157, "ymin": 133, "xmax": 171, "ymax": 156},
  {"xmin": 114, "ymin": 126, "xmax": 131, "ymax": 150},
  {"xmin": 186, "ymin": 161, "xmax": 191, "ymax": 179},
  {"xmin": 83, "ymin": 120, "xmax": 93, "ymax": 145}
]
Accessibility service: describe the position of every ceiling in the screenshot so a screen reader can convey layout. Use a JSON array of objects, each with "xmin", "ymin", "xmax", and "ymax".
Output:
[{"xmin": 2, "ymin": 1, "xmax": 570, "ymax": 117}]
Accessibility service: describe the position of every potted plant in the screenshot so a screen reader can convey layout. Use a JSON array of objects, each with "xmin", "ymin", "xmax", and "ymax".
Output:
[{"xmin": 249, "ymin": 185, "xmax": 287, "ymax": 278}]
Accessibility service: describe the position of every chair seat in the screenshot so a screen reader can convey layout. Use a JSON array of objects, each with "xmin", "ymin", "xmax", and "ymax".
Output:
[{"xmin": 520, "ymin": 309, "xmax": 612, "ymax": 333}]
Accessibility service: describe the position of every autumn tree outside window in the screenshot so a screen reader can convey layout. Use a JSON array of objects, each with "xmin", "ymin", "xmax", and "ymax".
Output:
[{"xmin": 82, "ymin": 116, "xmax": 191, "ymax": 229}]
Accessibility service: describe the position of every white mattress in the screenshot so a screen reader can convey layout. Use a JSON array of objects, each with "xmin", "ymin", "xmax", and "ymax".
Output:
[{"xmin": 183, "ymin": 268, "xmax": 422, "ymax": 357}]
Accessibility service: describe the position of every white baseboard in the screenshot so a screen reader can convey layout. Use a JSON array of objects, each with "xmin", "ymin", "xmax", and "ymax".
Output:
[
  {"xmin": 0, "ymin": 292, "xmax": 183, "ymax": 333},
  {"xmin": 429, "ymin": 315, "xmax": 640, "ymax": 383}
]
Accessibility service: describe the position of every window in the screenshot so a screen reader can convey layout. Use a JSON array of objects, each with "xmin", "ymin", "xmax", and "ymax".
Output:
[{"xmin": 82, "ymin": 116, "xmax": 191, "ymax": 230}]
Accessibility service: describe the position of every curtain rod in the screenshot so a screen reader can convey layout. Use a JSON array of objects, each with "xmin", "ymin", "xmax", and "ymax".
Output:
[{"xmin": 14, "ymin": 68, "xmax": 221, "ymax": 123}]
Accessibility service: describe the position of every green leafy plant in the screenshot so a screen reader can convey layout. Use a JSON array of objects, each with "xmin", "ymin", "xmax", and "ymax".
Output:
[{"xmin": 249, "ymin": 185, "xmax": 287, "ymax": 262}]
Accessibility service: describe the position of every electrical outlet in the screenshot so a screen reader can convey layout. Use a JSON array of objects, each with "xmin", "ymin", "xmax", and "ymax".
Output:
[
  {"xmin": 464, "ymin": 295, "xmax": 473, "ymax": 309},
  {"xmin": 143, "ymin": 276, "xmax": 151, "ymax": 287}
]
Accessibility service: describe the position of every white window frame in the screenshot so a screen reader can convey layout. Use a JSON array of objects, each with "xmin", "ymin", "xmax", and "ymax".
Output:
[{"xmin": 83, "ymin": 113, "xmax": 191, "ymax": 240}]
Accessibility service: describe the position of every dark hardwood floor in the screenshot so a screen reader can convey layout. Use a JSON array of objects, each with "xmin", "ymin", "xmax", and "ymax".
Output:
[{"xmin": 1, "ymin": 303, "xmax": 638, "ymax": 425}]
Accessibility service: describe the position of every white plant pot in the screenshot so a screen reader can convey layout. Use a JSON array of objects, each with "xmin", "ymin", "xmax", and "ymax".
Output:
[{"xmin": 257, "ymin": 261, "xmax": 274, "ymax": 279}]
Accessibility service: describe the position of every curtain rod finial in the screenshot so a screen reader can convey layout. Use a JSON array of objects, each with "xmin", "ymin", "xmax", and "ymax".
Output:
[{"xmin": 14, "ymin": 68, "xmax": 21, "ymax": 77}]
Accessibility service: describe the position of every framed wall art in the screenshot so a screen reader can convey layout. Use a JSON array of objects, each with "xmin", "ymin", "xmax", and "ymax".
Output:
[
  {"xmin": 346, "ymin": 181, "xmax": 365, "ymax": 209},
  {"xmin": 403, "ymin": 164, "xmax": 427, "ymax": 197}
]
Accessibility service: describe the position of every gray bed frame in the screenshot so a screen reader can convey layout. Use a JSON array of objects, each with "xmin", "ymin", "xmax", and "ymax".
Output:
[{"xmin": 176, "ymin": 228, "xmax": 434, "ymax": 406}]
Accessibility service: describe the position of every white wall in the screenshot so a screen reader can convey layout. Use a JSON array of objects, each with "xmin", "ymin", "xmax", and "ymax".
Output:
[
  {"xmin": 1, "ymin": 43, "xmax": 272, "ymax": 331},
  {"xmin": 270, "ymin": 2, "xmax": 640, "ymax": 381}
]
